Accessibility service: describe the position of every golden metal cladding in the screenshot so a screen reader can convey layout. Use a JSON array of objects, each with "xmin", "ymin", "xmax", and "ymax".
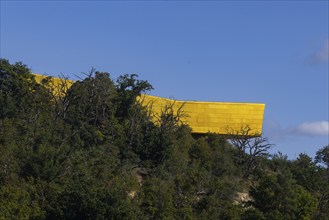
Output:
[
  {"xmin": 33, "ymin": 74, "xmax": 265, "ymax": 135},
  {"xmin": 138, "ymin": 95, "xmax": 265, "ymax": 135}
]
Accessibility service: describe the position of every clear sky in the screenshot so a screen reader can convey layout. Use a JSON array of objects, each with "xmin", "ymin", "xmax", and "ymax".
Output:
[{"xmin": 1, "ymin": 1, "xmax": 328, "ymax": 159}]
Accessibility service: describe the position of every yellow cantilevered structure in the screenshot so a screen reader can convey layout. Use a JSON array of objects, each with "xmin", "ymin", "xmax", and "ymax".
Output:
[
  {"xmin": 138, "ymin": 95, "xmax": 265, "ymax": 135},
  {"xmin": 33, "ymin": 74, "xmax": 265, "ymax": 135}
]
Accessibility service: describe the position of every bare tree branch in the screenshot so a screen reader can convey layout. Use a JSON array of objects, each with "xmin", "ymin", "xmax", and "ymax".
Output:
[{"xmin": 227, "ymin": 125, "xmax": 274, "ymax": 178}]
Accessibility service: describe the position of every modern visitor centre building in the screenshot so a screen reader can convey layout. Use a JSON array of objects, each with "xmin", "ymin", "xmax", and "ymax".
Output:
[{"xmin": 34, "ymin": 74, "xmax": 265, "ymax": 135}]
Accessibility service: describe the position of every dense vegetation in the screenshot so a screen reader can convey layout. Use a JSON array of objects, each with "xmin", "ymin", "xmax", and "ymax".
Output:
[{"xmin": 1, "ymin": 59, "xmax": 328, "ymax": 219}]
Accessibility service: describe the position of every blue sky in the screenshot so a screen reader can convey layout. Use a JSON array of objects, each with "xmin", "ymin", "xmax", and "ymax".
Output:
[{"xmin": 1, "ymin": 1, "xmax": 328, "ymax": 159}]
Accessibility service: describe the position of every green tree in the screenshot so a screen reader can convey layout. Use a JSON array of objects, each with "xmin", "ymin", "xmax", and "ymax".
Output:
[
  {"xmin": 291, "ymin": 153, "xmax": 318, "ymax": 191},
  {"xmin": 315, "ymin": 145, "xmax": 329, "ymax": 168},
  {"xmin": 140, "ymin": 177, "xmax": 175, "ymax": 219},
  {"xmin": 314, "ymin": 146, "xmax": 329, "ymax": 219},
  {"xmin": 250, "ymin": 172, "xmax": 298, "ymax": 219}
]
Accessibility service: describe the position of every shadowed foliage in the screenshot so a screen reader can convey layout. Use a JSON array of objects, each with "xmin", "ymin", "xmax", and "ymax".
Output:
[{"xmin": 1, "ymin": 59, "xmax": 328, "ymax": 219}]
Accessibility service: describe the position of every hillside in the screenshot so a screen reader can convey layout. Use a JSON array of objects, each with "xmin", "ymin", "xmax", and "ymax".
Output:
[{"xmin": 1, "ymin": 59, "xmax": 328, "ymax": 219}]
